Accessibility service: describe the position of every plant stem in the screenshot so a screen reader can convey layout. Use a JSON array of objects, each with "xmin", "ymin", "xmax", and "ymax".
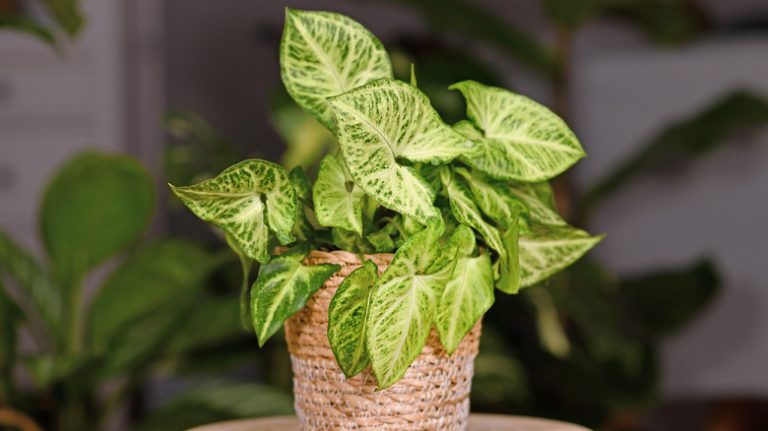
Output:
[{"xmin": 66, "ymin": 279, "xmax": 84, "ymax": 353}]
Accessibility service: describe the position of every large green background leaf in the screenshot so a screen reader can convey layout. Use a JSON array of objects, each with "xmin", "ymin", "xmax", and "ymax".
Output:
[{"xmin": 40, "ymin": 152, "xmax": 154, "ymax": 289}]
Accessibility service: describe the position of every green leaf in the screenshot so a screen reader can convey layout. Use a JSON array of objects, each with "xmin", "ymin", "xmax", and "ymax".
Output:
[
  {"xmin": 451, "ymin": 80, "xmax": 585, "ymax": 181},
  {"xmin": 0, "ymin": 281, "xmax": 20, "ymax": 402},
  {"xmin": 170, "ymin": 159, "xmax": 296, "ymax": 263},
  {"xmin": 366, "ymin": 222, "xmax": 398, "ymax": 252},
  {"xmin": 280, "ymin": 8, "xmax": 393, "ymax": 130},
  {"xmin": 330, "ymin": 78, "xmax": 472, "ymax": 223},
  {"xmin": 0, "ymin": 231, "xmax": 61, "ymax": 340},
  {"xmin": 366, "ymin": 219, "xmax": 452, "ymax": 388},
  {"xmin": 251, "ymin": 244, "xmax": 339, "ymax": 346},
  {"xmin": 313, "ymin": 155, "xmax": 365, "ymax": 235},
  {"xmin": 289, "ymin": 167, "xmax": 315, "ymax": 242},
  {"xmin": 581, "ymin": 90, "xmax": 768, "ymax": 212},
  {"xmin": 456, "ymin": 167, "xmax": 564, "ymax": 227},
  {"xmin": 0, "ymin": 14, "xmax": 57, "ymax": 46},
  {"xmin": 40, "ymin": 152, "xmax": 154, "ymax": 289},
  {"xmin": 497, "ymin": 217, "xmax": 522, "ymax": 294},
  {"xmin": 436, "ymin": 226, "xmax": 494, "ymax": 354},
  {"xmin": 271, "ymin": 88, "xmax": 337, "ymax": 170},
  {"xmin": 289, "ymin": 167, "xmax": 311, "ymax": 202},
  {"xmin": 519, "ymin": 224, "xmax": 603, "ymax": 287},
  {"xmin": 88, "ymin": 240, "xmax": 211, "ymax": 351},
  {"xmin": 135, "ymin": 382, "xmax": 294, "ymax": 431},
  {"xmin": 42, "ymin": 0, "xmax": 85, "ymax": 38},
  {"xmin": 440, "ymin": 168, "xmax": 503, "ymax": 254},
  {"xmin": 328, "ymin": 260, "xmax": 378, "ymax": 377}
]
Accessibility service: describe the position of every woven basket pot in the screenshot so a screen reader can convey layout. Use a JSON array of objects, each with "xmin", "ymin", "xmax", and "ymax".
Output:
[{"xmin": 284, "ymin": 250, "xmax": 481, "ymax": 431}]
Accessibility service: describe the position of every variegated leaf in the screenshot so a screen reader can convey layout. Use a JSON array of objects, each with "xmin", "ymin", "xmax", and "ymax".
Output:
[
  {"xmin": 366, "ymin": 219, "xmax": 452, "ymax": 389},
  {"xmin": 280, "ymin": 8, "xmax": 393, "ymax": 129},
  {"xmin": 289, "ymin": 167, "xmax": 314, "ymax": 242},
  {"xmin": 251, "ymin": 244, "xmax": 339, "ymax": 346},
  {"xmin": 170, "ymin": 159, "xmax": 296, "ymax": 263},
  {"xmin": 330, "ymin": 79, "xmax": 472, "ymax": 223},
  {"xmin": 440, "ymin": 168, "xmax": 503, "ymax": 255},
  {"xmin": 451, "ymin": 80, "xmax": 585, "ymax": 181},
  {"xmin": 313, "ymin": 155, "xmax": 365, "ymax": 235},
  {"xmin": 435, "ymin": 225, "xmax": 494, "ymax": 354},
  {"xmin": 519, "ymin": 224, "xmax": 603, "ymax": 287},
  {"xmin": 328, "ymin": 260, "xmax": 378, "ymax": 377},
  {"xmin": 497, "ymin": 216, "xmax": 522, "ymax": 294},
  {"xmin": 456, "ymin": 168, "xmax": 564, "ymax": 227}
]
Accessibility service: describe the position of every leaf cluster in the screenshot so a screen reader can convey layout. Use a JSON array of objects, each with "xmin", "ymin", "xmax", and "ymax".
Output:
[{"xmin": 170, "ymin": 8, "xmax": 601, "ymax": 389}]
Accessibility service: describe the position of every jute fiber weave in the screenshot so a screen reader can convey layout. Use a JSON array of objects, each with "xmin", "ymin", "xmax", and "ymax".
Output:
[{"xmin": 285, "ymin": 250, "xmax": 481, "ymax": 431}]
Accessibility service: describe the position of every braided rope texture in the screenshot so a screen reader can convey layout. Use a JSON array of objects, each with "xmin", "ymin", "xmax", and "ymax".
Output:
[{"xmin": 285, "ymin": 250, "xmax": 481, "ymax": 430}]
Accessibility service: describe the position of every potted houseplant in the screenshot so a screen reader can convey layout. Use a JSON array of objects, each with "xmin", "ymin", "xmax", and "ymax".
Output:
[{"xmin": 170, "ymin": 8, "xmax": 602, "ymax": 430}]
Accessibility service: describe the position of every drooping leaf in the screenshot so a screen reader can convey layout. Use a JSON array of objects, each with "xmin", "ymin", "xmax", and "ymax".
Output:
[
  {"xmin": 440, "ymin": 168, "xmax": 503, "ymax": 254},
  {"xmin": 456, "ymin": 167, "xmax": 565, "ymax": 227},
  {"xmin": 0, "ymin": 231, "xmax": 61, "ymax": 340},
  {"xmin": 280, "ymin": 8, "xmax": 393, "ymax": 129},
  {"xmin": 225, "ymin": 232, "xmax": 254, "ymax": 330},
  {"xmin": 313, "ymin": 155, "xmax": 365, "ymax": 235},
  {"xmin": 88, "ymin": 240, "xmax": 212, "ymax": 351},
  {"xmin": 40, "ymin": 152, "xmax": 154, "ymax": 289},
  {"xmin": 330, "ymin": 78, "xmax": 472, "ymax": 223},
  {"xmin": 328, "ymin": 260, "xmax": 378, "ymax": 377},
  {"xmin": 135, "ymin": 382, "xmax": 294, "ymax": 431},
  {"xmin": 436, "ymin": 226, "xmax": 494, "ymax": 354},
  {"xmin": 519, "ymin": 224, "xmax": 603, "ymax": 287},
  {"xmin": 366, "ymin": 219, "xmax": 452, "ymax": 388},
  {"xmin": 581, "ymin": 90, "xmax": 768, "ymax": 212},
  {"xmin": 527, "ymin": 287, "xmax": 571, "ymax": 358},
  {"xmin": 497, "ymin": 216, "xmax": 522, "ymax": 294},
  {"xmin": 451, "ymin": 80, "xmax": 584, "ymax": 181},
  {"xmin": 251, "ymin": 244, "xmax": 339, "ymax": 346},
  {"xmin": 170, "ymin": 159, "xmax": 296, "ymax": 263}
]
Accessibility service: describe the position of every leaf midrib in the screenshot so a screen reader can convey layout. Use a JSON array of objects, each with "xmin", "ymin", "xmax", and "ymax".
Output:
[{"xmin": 292, "ymin": 14, "xmax": 346, "ymax": 92}]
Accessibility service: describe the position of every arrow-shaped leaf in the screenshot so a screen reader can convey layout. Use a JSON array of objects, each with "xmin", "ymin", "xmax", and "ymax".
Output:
[
  {"xmin": 251, "ymin": 245, "xmax": 339, "ymax": 346},
  {"xmin": 435, "ymin": 225, "xmax": 494, "ymax": 354},
  {"xmin": 519, "ymin": 224, "xmax": 603, "ymax": 287},
  {"xmin": 313, "ymin": 155, "xmax": 366, "ymax": 235},
  {"xmin": 366, "ymin": 219, "xmax": 452, "ymax": 389},
  {"xmin": 280, "ymin": 8, "xmax": 393, "ymax": 129},
  {"xmin": 451, "ymin": 80, "xmax": 585, "ymax": 181},
  {"xmin": 328, "ymin": 259, "xmax": 378, "ymax": 378},
  {"xmin": 170, "ymin": 159, "xmax": 296, "ymax": 263},
  {"xmin": 331, "ymin": 78, "xmax": 472, "ymax": 223}
]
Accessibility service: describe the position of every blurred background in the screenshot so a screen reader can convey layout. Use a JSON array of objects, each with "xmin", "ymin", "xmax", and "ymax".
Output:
[{"xmin": 1, "ymin": 0, "xmax": 768, "ymax": 430}]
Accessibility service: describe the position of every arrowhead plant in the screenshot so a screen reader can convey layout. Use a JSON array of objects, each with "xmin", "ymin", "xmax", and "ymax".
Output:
[{"xmin": 170, "ymin": 8, "xmax": 602, "ymax": 389}]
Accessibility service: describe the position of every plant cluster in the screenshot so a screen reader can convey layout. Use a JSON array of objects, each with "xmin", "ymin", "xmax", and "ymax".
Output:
[{"xmin": 171, "ymin": 8, "xmax": 601, "ymax": 389}]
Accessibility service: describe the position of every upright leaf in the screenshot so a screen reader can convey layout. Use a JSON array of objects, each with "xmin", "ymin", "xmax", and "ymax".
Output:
[
  {"xmin": 88, "ymin": 240, "xmax": 211, "ymax": 351},
  {"xmin": 519, "ymin": 224, "xmax": 603, "ymax": 287},
  {"xmin": 0, "ymin": 231, "xmax": 60, "ymax": 339},
  {"xmin": 330, "ymin": 78, "xmax": 472, "ymax": 223},
  {"xmin": 456, "ymin": 167, "xmax": 564, "ymax": 227},
  {"xmin": 280, "ymin": 8, "xmax": 393, "ymax": 129},
  {"xmin": 366, "ymin": 220, "xmax": 452, "ymax": 388},
  {"xmin": 440, "ymin": 168, "xmax": 503, "ymax": 254},
  {"xmin": 497, "ymin": 217, "xmax": 522, "ymax": 294},
  {"xmin": 40, "ymin": 152, "xmax": 154, "ymax": 289},
  {"xmin": 313, "ymin": 155, "xmax": 365, "ymax": 235},
  {"xmin": 251, "ymin": 245, "xmax": 339, "ymax": 346},
  {"xmin": 435, "ymin": 225, "xmax": 494, "ymax": 354},
  {"xmin": 170, "ymin": 159, "xmax": 296, "ymax": 263},
  {"xmin": 451, "ymin": 80, "xmax": 584, "ymax": 181},
  {"xmin": 328, "ymin": 260, "xmax": 378, "ymax": 377}
]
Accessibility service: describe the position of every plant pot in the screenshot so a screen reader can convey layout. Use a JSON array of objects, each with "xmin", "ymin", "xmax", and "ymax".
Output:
[{"xmin": 284, "ymin": 250, "xmax": 482, "ymax": 431}]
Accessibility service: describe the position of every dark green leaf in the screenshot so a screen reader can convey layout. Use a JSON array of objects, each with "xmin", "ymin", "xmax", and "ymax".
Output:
[
  {"xmin": 0, "ymin": 281, "xmax": 20, "ymax": 402},
  {"xmin": 622, "ymin": 259, "xmax": 720, "ymax": 339},
  {"xmin": 88, "ymin": 240, "xmax": 211, "ymax": 351},
  {"xmin": 597, "ymin": 0, "xmax": 709, "ymax": 45},
  {"xmin": 40, "ymin": 152, "xmax": 154, "ymax": 289},
  {"xmin": 135, "ymin": 382, "xmax": 294, "ymax": 431},
  {"xmin": 582, "ymin": 91, "xmax": 768, "ymax": 212},
  {"xmin": 0, "ymin": 14, "xmax": 57, "ymax": 46},
  {"xmin": 42, "ymin": 0, "xmax": 85, "ymax": 38}
]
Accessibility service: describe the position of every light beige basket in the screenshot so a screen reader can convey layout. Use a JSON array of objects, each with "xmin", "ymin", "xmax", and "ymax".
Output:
[{"xmin": 284, "ymin": 250, "xmax": 481, "ymax": 431}]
